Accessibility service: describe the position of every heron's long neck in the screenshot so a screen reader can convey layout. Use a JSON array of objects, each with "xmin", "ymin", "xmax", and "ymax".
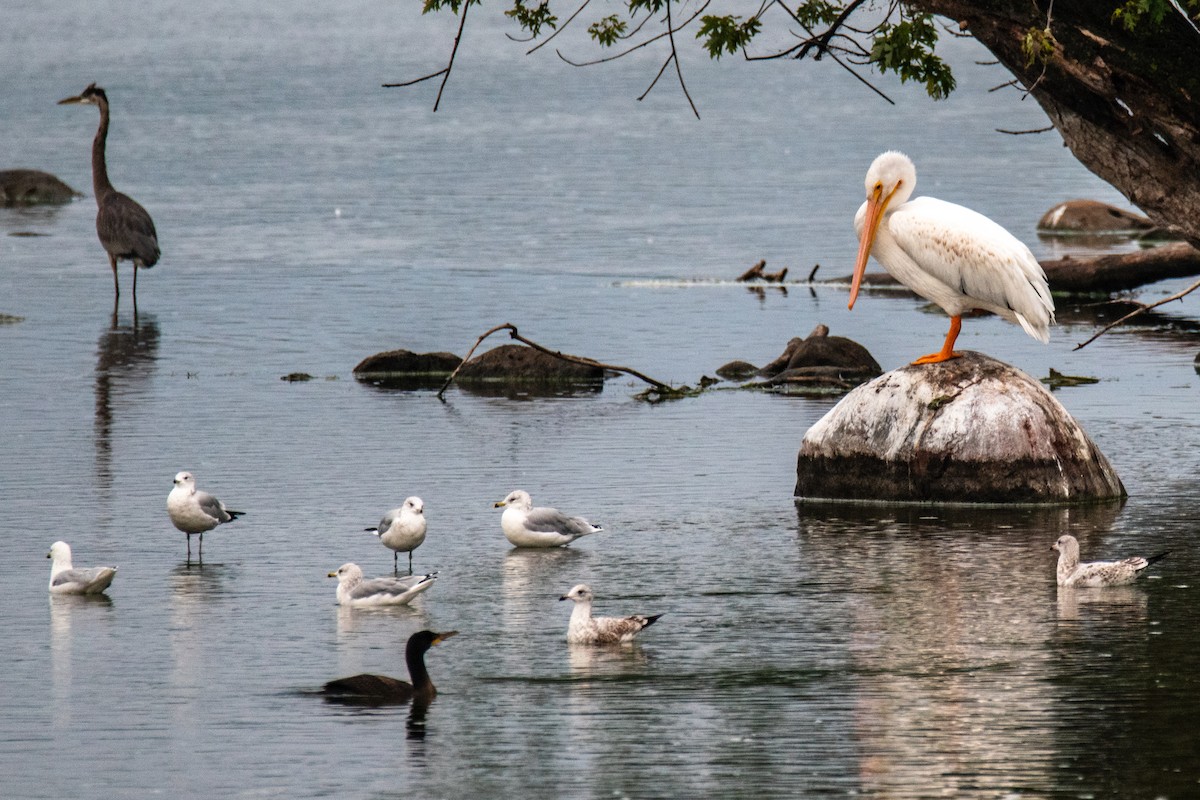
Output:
[
  {"xmin": 405, "ymin": 644, "xmax": 434, "ymax": 696},
  {"xmin": 91, "ymin": 99, "xmax": 115, "ymax": 200}
]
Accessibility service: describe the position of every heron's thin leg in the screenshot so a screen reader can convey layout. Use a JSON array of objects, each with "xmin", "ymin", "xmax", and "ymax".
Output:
[
  {"xmin": 132, "ymin": 263, "xmax": 139, "ymax": 313},
  {"xmin": 109, "ymin": 253, "xmax": 120, "ymax": 297}
]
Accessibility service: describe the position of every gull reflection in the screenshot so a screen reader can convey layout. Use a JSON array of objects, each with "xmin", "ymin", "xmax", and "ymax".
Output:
[
  {"xmin": 1055, "ymin": 585, "xmax": 1149, "ymax": 622},
  {"xmin": 49, "ymin": 594, "xmax": 113, "ymax": 727},
  {"xmin": 502, "ymin": 547, "xmax": 586, "ymax": 631}
]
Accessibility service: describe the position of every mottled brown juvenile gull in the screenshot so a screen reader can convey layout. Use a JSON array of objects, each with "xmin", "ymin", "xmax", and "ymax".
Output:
[
  {"xmin": 365, "ymin": 496, "xmax": 426, "ymax": 575},
  {"xmin": 47, "ymin": 541, "xmax": 117, "ymax": 595},
  {"xmin": 1053, "ymin": 534, "xmax": 1169, "ymax": 587},
  {"xmin": 559, "ymin": 584, "xmax": 662, "ymax": 644},
  {"xmin": 494, "ymin": 490, "xmax": 601, "ymax": 548},
  {"xmin": 166, "ymin": 471, "xmax": 242, "ymax": 561},
  {"xmin": 323, "ymin": 629, "xmax": 457, "ymax": 703},
  {"xmin": 328, "ymin": 562, "xmax": 437, "ymax": 607}
]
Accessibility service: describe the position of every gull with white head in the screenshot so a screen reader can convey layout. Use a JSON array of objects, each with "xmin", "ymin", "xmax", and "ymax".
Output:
[
  {"xmin": 494, "ymin": 490, "xmax": 601, "ymax": 548},
  {"xmin": 328, "ymin": 562, "xmax": 437, "ymax": 607},
  {"xmin": 166, "ymin": 471, "xmax": 243, "ymax": 562},
  {"xmin": 1053, "ymin": 534, "xmax": 1168, "ymax": 587},
  {"xmin": 365, "ymin": 496, "xmax": 427, "ymax": 575},
  {"xmin": 47, "ymin": 541, "xmax": 117, "ymax": 595},
  {"xmin": 559, "ymin": 583, "xmax": 662, "ymax": 644}
]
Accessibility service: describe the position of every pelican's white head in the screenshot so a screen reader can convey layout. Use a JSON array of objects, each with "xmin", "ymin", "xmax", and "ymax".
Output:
[{"xmin": 850, "ymin": 151, "xmax": 918, "ymax": 310}]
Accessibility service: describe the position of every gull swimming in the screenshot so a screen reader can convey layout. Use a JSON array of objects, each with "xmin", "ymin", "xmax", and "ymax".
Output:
[
  {"xmin": 365, "ymin": 496, "xmax": 427, "ymax": 574},
  {"xmin": 47, "ymin": 541, "xmax": 117, "ymax": 595},
  {"xmin": 559, "ymin": 583, "xmax": 662, "ymax": 644},
  {"xmin": 328, "ymin": 562, "xmax": 437, "ymax": 607},
  {"xmin": 1053, "ymin": 534, "xmax": 1169, "ymax": 587},
  {"xmin": 494, "ymin": 490, "xmax": 601, "ymax": 548},
  {"xmin": 323, "ymin": 629, "xmax": 458, "ymax": 703},
  {"xmin": 166, "ymin": 471, "xmax": 243, "ymax": 561}
]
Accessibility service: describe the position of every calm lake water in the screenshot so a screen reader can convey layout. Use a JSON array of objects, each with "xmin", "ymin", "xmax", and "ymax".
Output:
[{"xmin": 3, "ymin": 2, "xmax": 1199, "ymax": 798}]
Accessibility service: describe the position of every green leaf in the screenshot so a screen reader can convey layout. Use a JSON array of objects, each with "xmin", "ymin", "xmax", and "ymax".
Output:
[
  {"xmin": 696, "ymin": 15, "xmax": 762, "ymax": 60},
  {"xmin": 588, "ymin": 15, "xmax": 627, "ymax": 48},
  {"xmin": 505, "ymin": 1, "xmax": 558, "ymax": 38},
  {"xmin": 869, "ymin": 13, "xmax": 956, "ymax": 100}
]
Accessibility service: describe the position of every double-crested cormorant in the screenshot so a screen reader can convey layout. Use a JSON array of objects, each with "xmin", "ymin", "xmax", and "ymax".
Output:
[
  {"xmin": 327, "ymin": 563, "xmax": 437, "ymax": 607},
  {"xmin": 559, "ymin": 584, "xmax": 662, "ymax": 644},
  {"xmin": 323, "ymin": 630, "xmax": 458, "ymax": 702},
  {"xmin": 849, "ymin": 151, "xmax": 1054, "ymax": 364},
  {"xmin": 494, "ymin": 490, "xmax": 602, "ymax": 548},
  {"xmin": 166, "ymin": 471, "xmax": 243, "ymax": 561},
  {"xmin": 58, "ymin": 83, "xmax": 160, "ymax": 310},
  {"xmin": 365, "ymin": 496, "xmax": 427, "ymax": 575},
  {"xmin": 1053, "ymin": 535, "xmax": 1169, "ymax": 587},
  {"xmin": 47, "ymin": 541, "xmax": 117, "ymax": 595}
]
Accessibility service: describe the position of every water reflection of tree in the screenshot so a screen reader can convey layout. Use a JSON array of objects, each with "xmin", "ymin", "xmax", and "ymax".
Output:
[{"xmin": 94, "ymin": 311, "xmax": 159, "ymax": 488}]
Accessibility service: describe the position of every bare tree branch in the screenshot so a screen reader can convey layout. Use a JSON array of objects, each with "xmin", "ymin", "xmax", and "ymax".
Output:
[
  {"xmin": 996, "ymin": 125, "xmax": 1055, "ymax": 135},
  {"xmin": 526, "ymin": 0, "xmax": 591, "ymax": 55},
  {"xmin": 437, "ymin": 322, "xmax": 675, "ymax": 400},
  {"xmin": 1073, "ymin": 278, "xmax": 1200, "ymax": 350},
  {"xmin": 383, "ymin": 2, "xmax": 472, "ymax": 111}
]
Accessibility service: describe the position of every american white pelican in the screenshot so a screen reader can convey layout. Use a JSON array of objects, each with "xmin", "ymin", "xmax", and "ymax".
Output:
[
  {"xmin": 365, "ymin": 496, "xmax": 427, "ymax": 575},
  {"xmin": 167, "ymin": 471, "xmax": 243, "ymax": 561},
  {"xmin": 559, "ymin": 584, "xmax": 662, "ymax": 644},
  {"xmin": 850, "ymin": 151, "xmax": 1055, "ymax": 364},
  {"xmin": 1053, "ymin": 535, "xmax": 1169, "ymax": 587}
]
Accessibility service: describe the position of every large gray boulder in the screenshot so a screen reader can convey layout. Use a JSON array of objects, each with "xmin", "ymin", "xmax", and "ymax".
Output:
[{"xmin": 795, "ymin": 352, "xmax": 1125, "ymax": 504}]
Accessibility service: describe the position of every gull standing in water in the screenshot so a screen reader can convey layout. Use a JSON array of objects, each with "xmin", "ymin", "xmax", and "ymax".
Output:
[
  {"xmin": 559, "ymin": 584, "xmax": 662, "ymax": 644},
  {"xmin": 494, "ymin": 490, "xmax": 601, "ymax": 548},
  {"xmin": 327, "ymin": 563, "xmax": 437, "ymax": 607},
  {"xmin": 1053, "ymin": 534, "xmax": 1169, "ymax": 587},
  {"xmin": 47, "ymin": 541, "xmax": 117, "ymax": 595},
  {"xmin": 166, "ymin": 471, "xmax": 243, "ymax": 562},
  {"xmin": 849, "ymin": 151, "xmax": 1054, "ymax": 364},
  {"xmin": 365, "ymin": 496, "xmax": 427, "ymax": 575}
]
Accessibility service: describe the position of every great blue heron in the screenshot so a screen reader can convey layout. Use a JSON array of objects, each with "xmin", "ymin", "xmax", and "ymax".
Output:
[{"xmin": 58, "ymin": 83, "xmax": 160, "ymax": 310}]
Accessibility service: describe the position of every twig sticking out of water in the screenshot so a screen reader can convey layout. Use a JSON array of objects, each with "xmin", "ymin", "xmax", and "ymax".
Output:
[
  {"xmin": 1073, "ymin": 277, "xmax": 1200, "ymax": 350},
  {"xmin": 436, "ymin": 323, "xmax": 680, "ymax": 401}
]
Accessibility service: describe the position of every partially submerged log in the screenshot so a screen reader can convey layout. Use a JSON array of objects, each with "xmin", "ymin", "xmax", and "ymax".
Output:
[
  {"xmin": 736, "ymin": 260, "xmax": 788, "ymax": 283},
  {"xmin": 795, "ymin": 351, "xmax": 1126, "ymax": 504},
  {"xmin": 1040, "ymin": 242, "xmax": 1200, "ymax": 294},
  {"xmin": 0, "ymin": 169, "xmax": 80, "ymax": 205}
]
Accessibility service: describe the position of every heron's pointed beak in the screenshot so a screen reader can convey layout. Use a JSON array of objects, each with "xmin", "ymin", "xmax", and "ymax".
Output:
[
  {"xmin": 57, "ymin": 95, "xmax": 84, "ymax": 106},
  {"xmin": 849, "ymin": 185, "xmax": 892, "ymax": 310},
  {"xmin": 433, "ymin": 630, "xmax": 459, "ymax": 645}
]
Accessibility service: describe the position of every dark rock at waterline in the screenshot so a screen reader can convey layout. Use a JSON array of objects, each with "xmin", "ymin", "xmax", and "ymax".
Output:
[
  {"xmin": 353, "ymin": 349, "xmax": 463, "ymax": 390},
  {"xmin": 456, "ymin": 343, "xmax": 604, "ymax": 383},
  {"xmin": 715, "ymin": 360, "xmax": 759, "ymax": 381},
  {"xmin": 354, "ymin": 349, "xmax": 462, "ymax": 376},
  {"xmin": 0, "ymin": 169, "xmax": 80, "ymax": 205},
  {"xmin": 795, "ymin": 351, "xmax": 1126, "ymax": 504},
  {"xmin": 758, "ymin": 324, "xmax": 881, "ymax": 378}
]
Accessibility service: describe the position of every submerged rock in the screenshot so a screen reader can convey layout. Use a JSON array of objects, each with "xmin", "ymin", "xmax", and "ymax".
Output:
[
  {"xmin": 1037, "ymin": 199, "xmax": 1158, "ymax": 236},
  {"xmin": 456, "ymin": 343, "xmax": 604, "ymax": 383},
  {"xmin": 745, "ymin": 325, "xmax": 882, "ymax": 395},
  {"xmin": 353, "ymin": 349, "xmax": 462, "ymax": 390},
  {"xmin": 795, "ymin": 352, "xmax": 1126, "ymax": 504},
  {"xmin": 0, "ymin": 169, "xmax": 80, "ymax": 205},
  {"xmin": 715, "ymin": 360, "xmax": 759, "ymax": 381}
]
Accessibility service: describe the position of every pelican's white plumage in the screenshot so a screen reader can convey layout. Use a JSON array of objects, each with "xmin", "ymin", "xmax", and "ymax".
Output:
[
  {"xmin": 494, "ymin": 490, "xmax": 601, "ymax": 548},
  {"xmin": 167, "ymin": 471, "xmax": 242, "ymax": 560},
  {"xmin": 328, "ymin": 562, "xmax": 437, "ymax": 607},
  {"xmin": 560, "ymin": 584, "xmax": 662, "ymax": 644},
  {"xmin": 1053, "ymin": 534, "xmax": 1168, "ymax": 588},
  {"xmin": 47, "ymin": 541, "xmax": 117, "ymax": 595},
  {"xmin": 850, "ymin": 151, "xmax": 1055, "ymax": 364},
  {"xmin": 365, "ymin": 496, "xmax": 427, "ymax": 574}
]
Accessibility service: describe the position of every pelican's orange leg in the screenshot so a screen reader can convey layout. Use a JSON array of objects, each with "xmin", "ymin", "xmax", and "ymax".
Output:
[{"xmin": 912, "ymin": 315, "xmax": 963, "ymax": 365}]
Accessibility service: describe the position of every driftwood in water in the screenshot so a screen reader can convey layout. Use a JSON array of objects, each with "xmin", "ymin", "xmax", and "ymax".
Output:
[
  {"xmin": 1040, "ymin": 242, "xmax": 1200, "ymax": 293},
  {"xmin": 736, "ymin": 260, "xmax": 788, "ymax": 283}
]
